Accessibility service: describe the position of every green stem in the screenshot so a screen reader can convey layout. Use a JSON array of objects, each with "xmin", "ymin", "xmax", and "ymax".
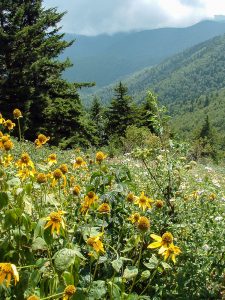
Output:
[{"xmin": 40, "ymin": 292, "xmax": 64, "ymax": 300}]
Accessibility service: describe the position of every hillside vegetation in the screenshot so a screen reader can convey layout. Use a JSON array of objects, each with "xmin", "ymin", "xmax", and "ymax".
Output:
[
  {"xmin": 89, "ymin": 34, "xmax": 225, "ymax": 113},
  {"xmin": 62, "ymin": 21, "xmax": 225, "ymax": 88}
]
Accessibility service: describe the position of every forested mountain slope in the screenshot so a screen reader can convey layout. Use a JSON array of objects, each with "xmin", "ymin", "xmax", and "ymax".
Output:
[
  {"xmin": 62, "ymin": 20, "xmax": 225, "ymax": 88},
  {"xmin": 89, "ymin": 34, "xmax": 225, "ymax": 112}
]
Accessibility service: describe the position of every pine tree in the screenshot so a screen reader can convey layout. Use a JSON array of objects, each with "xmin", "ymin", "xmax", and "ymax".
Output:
[
  {"xmin": 105, "ymin": 82, "xmax": 136, "ymax": 137},
  {"xmin": 0, "ymin": 0, "xmax": 87, "ymax": 144},
  {"xmin": 139, "ymin": 91, "xmax": 158, "ymax": 132}
]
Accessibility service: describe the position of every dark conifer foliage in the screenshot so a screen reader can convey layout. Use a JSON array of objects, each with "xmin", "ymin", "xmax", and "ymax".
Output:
[
  {"xmin": 0, "ymin": 0, "xmax": 89, "ymax": 145},
  {"xmin": 105, "ymin": 82, "xmax": 137, "ymax": 137}
]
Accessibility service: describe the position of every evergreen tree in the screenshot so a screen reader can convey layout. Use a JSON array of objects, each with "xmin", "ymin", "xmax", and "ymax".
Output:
[
  {"xmin": 105, "ymin": 82, "xmax": 136, "ymax": 137},
  {"xmin": 0, "ymin": 0, "xmax": 88, "ymax": 144},
  {"xmin": 139, "ymin": 91, "xmax": 158, "ymax": 132}
]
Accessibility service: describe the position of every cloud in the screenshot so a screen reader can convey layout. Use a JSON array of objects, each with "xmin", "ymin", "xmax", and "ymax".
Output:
[{"xmin": 43, "ymin": 0, "xmax": 225, "ymax": 35}]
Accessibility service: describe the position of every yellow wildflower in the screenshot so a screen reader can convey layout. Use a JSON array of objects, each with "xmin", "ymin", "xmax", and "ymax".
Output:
[
  {"xmin": 17, "ymin": 168, "xmax": 36, "ymax": 181},
  {"xmin": 73, "ymin": 156, "xmax": 86, "ymax": 168},
  {"xmin": 27, "ymin": 296, "xmax": 40, "ymax": 300},
  {"xmin": 96, "ymin": 151, "xmax": 107, "ymax": 163},
  {"xmin": 44, "ymin": 211, "xmax": 65, "ymax": 235},
  {"xmin": 147, "ymin": 232, "xmax": 173, "ymax": 253},
  {"xmin": 0, "ymin": 154, "xmax": 13, "ymax": 167},
  {"xmin": 13, "ymin": 109, "xmax": 22, "ymax": 119},
  {"xmin": 60, "ymin": 164, "xmax": 68, "ymax": 174},
  {"xmin": 4, "ymin": 119, "xmax": 16, "ymax": 130},
  {"xmin": 16, "ymin": 153, "xmax": 34, "ymax": 169},
  {"xmin": 3, "ymin": 140, "xmax": 14, "ymax": 151},
  {"xmin": 63, "ymin": 285, "xmax": 76, "ymax": 300},
  {"xmin": 137, "ymin": 216, "xmax": 150, "ymax": 232},
  {"xmin": 84, "ymin": 191, "xmax": 98, "ymax": 206},
  {"xmin": 48, "ymin": 153, "xmax": 57, "ymax": 166},
  {"xmin": 0, "ymin": 114, "xmax": 5, "ymax": 124},
  {"xmin": 87, "ymin": 232, "xmax": 105, "ymax": 253},
  {"xmin": 135, "ymin": 192, "xmax": 154, "ymax": 211},
  {"xmin": 0, "ymin": 263, "xmax": 19, "ymax": 287},
  {"xmin": 98, "ymin": 203, "xmax": 110, "ymax": 213},
  {"xmin": 35, "ymin": 134, "xmax": 50, "ymax": 148},
  {"xmin": 126, "ymin": 192, "xmax": 136, "ymax": 203},
  {"xmin": 155, "ymin": 200, "xmax": 164, "ymax": 208},
  {"xmin": 162, "ymin": 244, "xmax": 181, "ymax": 264},
  {"xmin": 36, "ymin": 173, "xmax": 47, "ymax": 184},
  {"xmin": 128, "ymin": 212, "xmax": 140, "ymax": 224},
  {"xmin": 73, "ymin": 185, "xmax": 81, "ymax": 196}
]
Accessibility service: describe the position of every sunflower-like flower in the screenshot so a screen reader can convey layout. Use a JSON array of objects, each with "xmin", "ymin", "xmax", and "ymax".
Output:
[
  {"xmin": 15, "ymin": 153, "xmax": 34, "ymax": 169},
  {"xmin": 84, "ymin": 191, "xmax": 98, "ymax": 206},
  {"xmin": 0, "ymin": 134, "xmax": 9, "ymax": 146},
  {"xmin": 98, "ymin": 203, "xmax": 110, "ymax": 214},
  {"xmin": 147, "ymin": 232, "xmax": 173, "ymax": 253},
  {"xmin": 35, "ymin": 134, "xmax": 50, "ymax": 148},
  {"xmin": 13, "ymin": 109, "xmax": 22, "ymax": 119},
  {"xmin": 0, "ymin": 114, "xmax": 5, "ymax": 124},
  {"xmin": 17, "ymin": 168, "xmax": 36, "ymax": 181},
  {"xmin": 27, "ymin": 296, "xmax": 40, "ymax": 300},
  {"xmin": 51, "ymin": 168, "xmax": 66, "ymax": 188},
  {"xmin": 0, "ymin": 154, "xmax": 13, "ymax": 167},
  {"xmin": 73, "ymin": 156, "xmax": 86, "ymax": 168},
  {"xmin": 36, "ymin": 173, "xmax": 47, "ymax": 184},
  {"xmin": 44, "ymin": 211, "xmax": 65, "ymax": 235},
  {"xmin": 96, "ymin": 151, "xmax": 107, "ymax": 163},
  {"xmin": 137, "ymin": 216, "xmax": 150, "ymax": 232},
  {"xmin": 63, "ymin": 285, "xmax": 76, "ymax": 300},
  {"xmin": 60, "ymin": 164, "xmax": 68, "ymax": 174},
  {"xmin": 135, "ymin": 192, "xmax": 154, "ymax": 211},
  {"xmin": 126, "ymin": 192, "xmax": 136, "ymax": 203},
  {"xmin": 4, "ymin": 119, "xmax": 16, "ymax": 130},
  {"xmin": 128, "ymin": 212, "xmax": 140, "ymax": 224},
  {"xmin": 0, "ymin": 263, "xmax": 19, "ymax": 287},
  {"xmin": 48, "ymin": 153, "xmax": 57, "ymax": 166},
  {"xmin": 155, "ymin": 200, "xmax": 164, "ymax": 209},
  {"xmin": 162, "ymin": 244, "xmax": 181, "ymax": 264},
  {"xmin": 3, "ymin": 140, "xmax": 14, "ymax": 151},
  {"xmin": 73, "ymin": 185, "xmax": 81, "ymax": 196},
  {"xmin": 87, "ymin": 232, "xmax": 105, "ymax": 253}
]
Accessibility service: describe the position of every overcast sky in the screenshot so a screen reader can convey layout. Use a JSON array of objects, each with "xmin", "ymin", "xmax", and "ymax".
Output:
[{"xmin": 44, "ymin": 0, "xmax": 225, "ymax": 35}]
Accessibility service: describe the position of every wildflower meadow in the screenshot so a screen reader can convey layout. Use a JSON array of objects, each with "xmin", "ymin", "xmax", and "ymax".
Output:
[{"xmin": 0, "ymin": 109, "xmax": 224, "ymax": 300}]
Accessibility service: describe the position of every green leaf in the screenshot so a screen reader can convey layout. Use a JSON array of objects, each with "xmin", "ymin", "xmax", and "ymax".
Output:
[
  {"xmin": 140, "ymin": 270, "xmax": 151, "ymax": 281},
  {"xmin": 63, "ymin": 271, "xmax": 74, "ymax": 285},
  {"xmin": 53, "ymin": 248, "xmax": 76, "ymax": 272},
  {"xmin": 0, "ymin": 192, "xmax": 9, "ymax": 209},
  {"xmin": 144, "ymin": 254, "xmax": 158, "ymax": 270},
  {"xmin": 123, "ymin": 266, "xmax": 138, "ymax": 279},
  {"xmin": 112, "ymin": 258, "xmax": 123, "ymax": 273},
  {"xmin": 108, "ymin": 281, "xmax": 121, "ymax": 299},
  {"xmin": 32, "ymin": 237, "xmax": 48, "ymax": 251},
  {"xmin": 161, "ymin": 261, "xmax": 172, "ymax": 270},
  {"xmin": 88, "ymin": 280, "xmax": 107, "ymax": 299}
]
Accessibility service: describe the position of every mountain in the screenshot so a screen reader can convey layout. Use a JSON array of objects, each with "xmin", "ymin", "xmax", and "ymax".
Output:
[
  {"xmin": 172, "ymin": 87, "xmax": 225, "ymax": 139},
  {"xmin": 88, "ymin": 33, "xmax": 225, "ymax": 113},
  {"xmin": 61, "ymin": 20, "xmax": 225, "ymax": 89}
]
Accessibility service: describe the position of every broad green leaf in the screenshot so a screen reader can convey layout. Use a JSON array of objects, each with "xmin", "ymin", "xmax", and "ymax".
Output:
[
  {"xmin": 88, "ymin": 280, "xmax": 107, "ymax": 299},
  {"xmin": 123, "ymin": 266, "xmax": 138, "ymax": 279},
  {"xmin": 144, "ymin": 254, "xmax": 158, "ymax": 270},
  {"xmin": 112, "ymin": 258, "xmax": 123, "ymax": 273},
  {"xmin": 32, "ymin": 237, "xmax": 48, "ymax": 251},
  {"xmin": 161, "ymin": 261, "xmax": 172, "ymax": 270}
]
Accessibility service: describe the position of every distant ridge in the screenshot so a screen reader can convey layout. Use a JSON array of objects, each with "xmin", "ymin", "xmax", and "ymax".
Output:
[
  {"xmin": 88, "ymin": 33, "xmax": 225, "ymax": 113},
  {"xmin": 61, "ymin": 20, "xmax": 225, "ymax": 88}
]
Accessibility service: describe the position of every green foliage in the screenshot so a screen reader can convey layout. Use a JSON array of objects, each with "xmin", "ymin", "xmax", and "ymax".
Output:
[
  {"xmin": 0, "ymin": 0, "xmax": 93, "ymax": 146},
  {"xmin": 105, "ymin": 82, "xmax": 138, "ymax": 137}
]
